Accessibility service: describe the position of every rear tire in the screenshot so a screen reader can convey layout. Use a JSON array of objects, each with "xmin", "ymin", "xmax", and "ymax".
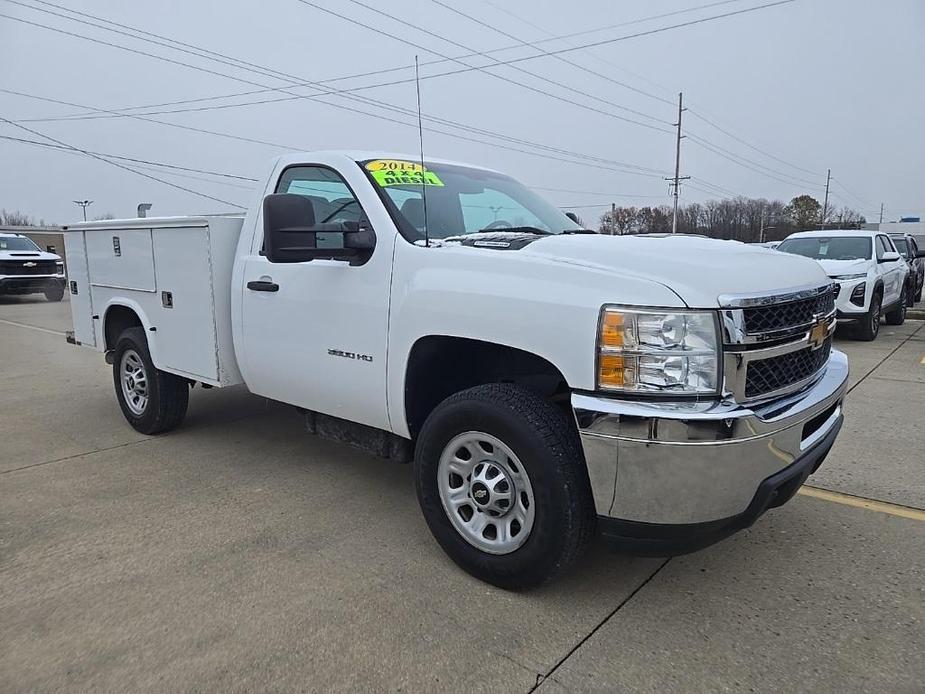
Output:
[
  {"xmin": 112, "ymin": 327, "xmax": 189, "ymax": 434},
  {"xmin": 885, "ymin": 287, "xmax": 907, "ymax": 325},
  {"xmin": 44, "ymin": 285, "xmax": 64, "ymax": 302},
  {"xmin": 414, "ymin": 384, "xmax": 595, "ymax": 589},
  {"xmin": 856, "ymin": 290, "xmax": 881, "ymax": 341}
]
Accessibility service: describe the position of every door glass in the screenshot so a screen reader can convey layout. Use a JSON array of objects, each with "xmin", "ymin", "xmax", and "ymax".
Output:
[
  {"xmin": 875, "ymin": 236, "xmax": 888, "ymax": 260},
  {"xmin": 275, "ymin": 166, "xmax": 364, "ymax": 249}
]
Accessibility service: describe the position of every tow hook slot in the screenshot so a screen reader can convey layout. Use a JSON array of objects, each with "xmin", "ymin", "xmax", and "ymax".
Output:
[{"xmin": 161, "ymin": 291, "xmax": 173, "ymax": 309}]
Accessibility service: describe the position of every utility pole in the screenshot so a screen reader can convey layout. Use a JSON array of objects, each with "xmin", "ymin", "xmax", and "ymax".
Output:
[
  {"xmin": 611, "ymin": 202, "xmax": 616, "ymax": 235},
  {"xmin": 819, "ymin": 169, "xmax": 831, "ymax": 229},
  {"xmin": 666, "ymin": 92, "xmax": 690, "ymax": 234},
  {"xmin": 73, "ymin": 199, "xmax": 93, "ymax": 221},
  {"xmin": 879, "ymin": 203, "xmax": 884, "ymax": 224}
]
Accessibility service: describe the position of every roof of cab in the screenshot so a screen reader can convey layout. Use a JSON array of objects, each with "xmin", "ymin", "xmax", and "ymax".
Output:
[
  {"xmin": 275, "ymin": 150, "xmax": 505, "ymax": 175},
  {"xmin": 785, "ymin": 229, "xmax": 879, "ymax": 239}
]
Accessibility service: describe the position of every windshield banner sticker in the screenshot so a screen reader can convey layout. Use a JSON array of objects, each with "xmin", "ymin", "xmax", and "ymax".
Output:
[{"xmin": 365, "ymin": 159, "xmax": 444, "ymax": 187}]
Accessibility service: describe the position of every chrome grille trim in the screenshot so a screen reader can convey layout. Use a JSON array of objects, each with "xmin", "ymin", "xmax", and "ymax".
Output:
[{"xmin": 719, "ymin": 283, "xmax": 837, "ymax": 403}]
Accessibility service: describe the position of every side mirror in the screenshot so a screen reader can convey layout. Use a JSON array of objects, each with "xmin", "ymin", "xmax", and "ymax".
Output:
[
  {"xmin": 565, "ymin": 211, "xmax": 581, "ymax": 225},
  {"xmin": 880, "ymin": 251, "xmax": 900, "ymax": 263},
  {"xmin": 263, "ymin": 194, "xmax": 375, "ymax": 264},
  {"xmin": 916, "ymin": 250, "xmax": 925, "ymax": 258},
  {"xmin": 46, "ymin": 245, "xmax": 56, "ymax": 253}
]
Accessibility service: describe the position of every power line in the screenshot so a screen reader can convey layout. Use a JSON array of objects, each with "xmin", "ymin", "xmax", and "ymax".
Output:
[
  {"xmin": 0, "ymin": 135, "xmax": 258, "ymax": 190},
  {"xmin": 425, "ymin": 0, "xmax": 675, "ymax": 123},
  {"xmin": 1, "ymin": 5, "xmax": 674, "ymax": 177},
  {"xmin": 1, "ymin": 0, "xmax": 794, "ymax": 186},
  {"xmin": 2, "ymin": 0, "xmax": 792, "ymax": 141},
  {"xmin": 0, "ymin": 134, "xmax": 257, "ymax": 180},
  {"xmin": 0, "ymin": 117, "xmax": 245, "ymax": 208},
  {"xmin": 831, "ymin": 177, "xmax": 877, "ymax": 210},
  {"xmin": 297, "ymin": 0, "xmax": 673, "ymax": 133},
  {"xmin": 1, "ymin": 0, "xmax": 767, "ymax": 122},
  {"xmin": 687, "ymin": 133, "xmax": 825, "ymax": 189},
  {"xmin": 4, "ymin": 0, "xmax": 671, "ymax": 134},
  {"xmin": 3, "ymin": 87, "xmax": 670, "ymax": 180},
  {"xmin": 686, "ymin": 106, "xmax": 821, "ymax": 177}
]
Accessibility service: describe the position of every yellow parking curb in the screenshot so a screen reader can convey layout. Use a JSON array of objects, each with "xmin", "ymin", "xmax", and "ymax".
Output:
[{"xmin": 798, "ymin": 486, "xmax": 925, "ymax": 521}]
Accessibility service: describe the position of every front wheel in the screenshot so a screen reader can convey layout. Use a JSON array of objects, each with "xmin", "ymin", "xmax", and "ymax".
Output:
[
  {"xmin": 885, "ymin": 287, "xmax": 907, "ymax": 325},
  {"xmin": 856, "ymin": 291, "xmax": 881, "ymax": 341},
  {"xmin": 414, "ymin": 384, "xmax": 595, "ymax": 589},
  {"xmin": 44, "ymin": 285, "xmax": 65, "ymax": 302},
  {"xmin": 112, "ymin": 327, "xmax": 189, "ymax": 434}
]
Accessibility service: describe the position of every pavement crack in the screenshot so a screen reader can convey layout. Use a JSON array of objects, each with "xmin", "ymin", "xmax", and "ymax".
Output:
[
  {"xmin": 847, "ymin": 322, "xmax": 923, "ymax": 395},
  {"xmin": 527, "ymin": 557, "xmax": 671, "ymax": 692},
  {"xmin": 0, "ymin": 409, "xmax": 271, "ymax": 476}
]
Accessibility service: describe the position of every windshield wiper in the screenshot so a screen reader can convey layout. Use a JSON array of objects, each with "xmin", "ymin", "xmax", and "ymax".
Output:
[
  {"xmin": 560, "ymin": 228, "xmax": 598, "ymax": 235},
  {"xmin": 476, "ymin": 226, "xmax": 553, "ymax": 235}
]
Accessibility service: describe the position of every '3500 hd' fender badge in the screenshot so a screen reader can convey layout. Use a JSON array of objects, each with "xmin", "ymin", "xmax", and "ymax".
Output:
[{"xmin": 328, "ymin": 349, "xmax": 373, "ymax": 363}]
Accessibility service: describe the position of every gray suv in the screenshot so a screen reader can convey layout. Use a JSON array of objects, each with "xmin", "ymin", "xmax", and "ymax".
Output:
[{"xmin": 889, "ymin": 233, "xmax": 924, "ymax": 303}]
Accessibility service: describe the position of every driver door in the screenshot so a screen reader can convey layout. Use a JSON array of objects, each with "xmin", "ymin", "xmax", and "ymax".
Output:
[{"xmin": 239, "ymin": 164, "xmax": 392, "ymax": 431}]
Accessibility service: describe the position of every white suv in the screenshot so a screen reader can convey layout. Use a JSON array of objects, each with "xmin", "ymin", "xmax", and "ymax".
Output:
[{"xmin": 777, "ymin": 230, "xmax": 909, "ymax": 340}]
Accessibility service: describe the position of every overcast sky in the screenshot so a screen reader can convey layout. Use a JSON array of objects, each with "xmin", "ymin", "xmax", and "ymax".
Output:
[{"xmin": 1, "ymin": 0, "xmax": 922, "ymax": 225}]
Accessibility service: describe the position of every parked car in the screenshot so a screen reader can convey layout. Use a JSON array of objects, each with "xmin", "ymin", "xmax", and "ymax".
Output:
[
  {"xmin": 777, "ymin": 230, "xmax": 909, "ymax": 340},
  {"xmin": 888, "ymin": 233, "xmax": 924, "ymax": 303},
  {"xmin": 0, "ymin": 232, "xmax": 66, "ymax": 301},
  {"xmin": 63, "ymin": 151, "xmax": 848, "ymax": 588}
]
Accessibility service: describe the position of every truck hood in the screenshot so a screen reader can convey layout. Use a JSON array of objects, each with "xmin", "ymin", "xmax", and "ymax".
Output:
[
  {"xmin": 0, "ymin": 249, "xmax": 61, "ymax": 262},
  {"xmin": 813, "ymin": 258, "xmax": 871, "ymax": 276},
  {"xmin": 519, "ymin": 234, "xmax": 831, "ymax": 308}
]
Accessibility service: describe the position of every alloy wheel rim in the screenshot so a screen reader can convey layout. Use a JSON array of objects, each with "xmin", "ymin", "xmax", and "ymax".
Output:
[
  {"xmin": 120, "ymin": 349, "xmax": 149, "ymax": 416},
  {"xmin": 437, "ymin": 431, "xmax": 536, "ymax": 555}
]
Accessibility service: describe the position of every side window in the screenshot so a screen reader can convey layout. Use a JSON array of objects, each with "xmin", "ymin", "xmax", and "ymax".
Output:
[
  {"xmin": 875, "ymin": 236, "xmax": 888, "ymax": 260},
  {"xmin": 274, "ymin": 166, "xmax": 364, "ymax": 249}
]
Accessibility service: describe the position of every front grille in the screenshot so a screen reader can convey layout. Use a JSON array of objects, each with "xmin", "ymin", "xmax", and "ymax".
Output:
[
  {"xmin": 0, "ymin": 260, "xmax": 58, "ymax": 275},
  {"xmin": 743, "ymin": 289, "xmax": 835, "ymax": 335},
  {"xmin": 745, "ymin": 337, "xmax": 832, "ymax": 398}
]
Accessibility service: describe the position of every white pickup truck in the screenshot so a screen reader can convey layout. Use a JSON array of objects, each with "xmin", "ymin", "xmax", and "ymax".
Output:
[{"xmin": 64, "ymin": 151, "xmax": 848, "ymax": 588}]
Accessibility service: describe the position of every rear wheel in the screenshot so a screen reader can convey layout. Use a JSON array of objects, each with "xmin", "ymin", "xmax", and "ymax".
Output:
[
  {"xmin": 856, "ymin": 290, "xmax": 881, "ymax": 341},
  {"xmin": 414, "ymin": 384, "xmax": 595, "ymax": 589},
  {"xmin": 44, "ymin": 285, "xmax": 64, "ymax": 302},
  {"xmin": 885, "ymin": 286, "xmax": 907, "ymax": 325},
  {"xmin": 112, "ymin": 327, "xmax": 189, "ymax": 434}
]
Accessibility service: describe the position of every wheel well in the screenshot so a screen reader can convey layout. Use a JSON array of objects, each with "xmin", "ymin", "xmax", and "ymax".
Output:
[
  {"xmin": 404, "ymin": 336, "xmax": 570, "ymax": 438},
  {"xmin": 104, "ymin": 305, "xmax": 142, "ymax": 350}
]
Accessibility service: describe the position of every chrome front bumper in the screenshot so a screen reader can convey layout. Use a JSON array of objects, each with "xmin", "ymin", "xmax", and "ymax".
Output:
[{"xmin": 573, "ymin": 349, "xmax": 849, "ymax": 526}]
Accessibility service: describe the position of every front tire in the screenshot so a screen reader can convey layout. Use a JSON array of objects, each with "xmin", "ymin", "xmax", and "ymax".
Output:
[
  {"xmin": 885, "ymin": 287, "xmax": 907, "ymax": 325},
  {"xmin": 856, "ymin": 290, "xmax": 881, "ymax": 341},
  {"xmin": 44, "ymin": 285, "xmax": 65, "ymax": 302},
  {"xmin": 414, "ymin": 384, "xmax": 595, "ymax": 589},
  {"xmin": 112, "ymin": 327, "xmax": 189, "ymax": 434}
]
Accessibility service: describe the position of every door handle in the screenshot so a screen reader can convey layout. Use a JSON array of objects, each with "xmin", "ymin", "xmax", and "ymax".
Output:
[{"xmin": 247, "ymin": 280, "xmax": 279, "ymax": 292}]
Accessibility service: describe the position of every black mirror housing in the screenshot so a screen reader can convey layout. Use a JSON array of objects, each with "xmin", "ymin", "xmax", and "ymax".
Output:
[
  {"xmin": 46, "ymin": 245, "xmax": 56, "ymax": 253},
  {"xmin": 263, "ymin": 194, "xmax": 375, "ymax": 264},
  {"xmin": 565, "ymin": 211, "xmax": 580, "ymax": 224}
]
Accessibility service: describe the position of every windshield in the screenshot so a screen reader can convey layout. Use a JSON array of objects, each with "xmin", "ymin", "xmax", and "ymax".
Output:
[
  {"xmin": 777, "ymin": 236, "xmax": 872, "ymax": 261},
  {"xmin": 0, "ymin": 236, "xmax": 41, "ymax": 251},
  {"xmin": 892, "ymin": 238, "xmax": 909, "ymax": 257},
  {"xmin": 360, "ymin": 158, "xmax": 583, "ymax": 241}
]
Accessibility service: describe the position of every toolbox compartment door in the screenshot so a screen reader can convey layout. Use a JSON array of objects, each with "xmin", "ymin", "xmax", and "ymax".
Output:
[
  {"xmin": 63, "ymin": 231, "xmax": 96, "ymax": 348},
  {"xmin": 86, "ymin": 229, "xmax": 156, "ymax": 292},
  {"xmin": 151, "ymin": 226, "xmax": 219, "ymax": 381}
]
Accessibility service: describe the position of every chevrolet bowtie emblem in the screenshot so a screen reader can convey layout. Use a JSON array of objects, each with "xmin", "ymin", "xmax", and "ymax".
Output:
[
  {"xmin": 23, "ymin": 261, "xmax": 37, "ymax": 267},
  {"xmin": 808, "ymin": 316, "xmax": 830, "ymax": 350}
]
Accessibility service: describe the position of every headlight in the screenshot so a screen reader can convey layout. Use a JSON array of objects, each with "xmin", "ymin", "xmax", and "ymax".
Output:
[
  {"xmin": 597, "ymin": 307, "xmax": 720, "ymax": 394},
  {"xmin": 55, "ymin": 261, "xmax": 64, "ymax": 275},
  {"xmin": 830, "ymin": 273, "xmax": 866, "ymax": 280}
]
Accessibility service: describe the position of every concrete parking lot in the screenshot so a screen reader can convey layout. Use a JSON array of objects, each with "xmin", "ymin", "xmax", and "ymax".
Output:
[{"xmin": 1, "ymin": 296, "xmax": 923, "ymax": 692}]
